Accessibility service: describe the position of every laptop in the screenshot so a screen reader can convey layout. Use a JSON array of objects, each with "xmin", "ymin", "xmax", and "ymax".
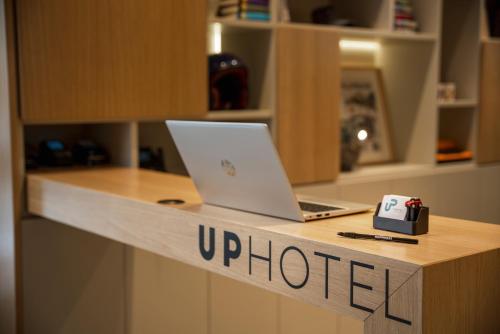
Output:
[{"xmin": 166, "ymin": 121, "xmax": 372, "ymax": 222}]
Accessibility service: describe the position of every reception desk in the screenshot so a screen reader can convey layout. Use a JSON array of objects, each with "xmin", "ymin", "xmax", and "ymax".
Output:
[{"xmin": 27, "ymin": 168, "xmax": 500, "ymax": 334}]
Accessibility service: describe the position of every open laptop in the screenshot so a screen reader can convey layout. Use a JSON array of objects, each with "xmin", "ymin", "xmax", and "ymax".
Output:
[{"xmin": 166, "ymin": 121, "xmax": 371, "ymax": 222}]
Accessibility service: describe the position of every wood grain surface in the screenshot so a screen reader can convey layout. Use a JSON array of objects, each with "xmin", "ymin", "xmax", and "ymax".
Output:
[
  {"xmin": 16, "ymin": 0, "xmax": 207, "ymax": 123},
  {"xmin": 422, "ymin": 249, "xmax": 500, "ymax": 334},
  {"xmin": 276, "ymin": 27, "xmax": 341, "ymax": 184}
]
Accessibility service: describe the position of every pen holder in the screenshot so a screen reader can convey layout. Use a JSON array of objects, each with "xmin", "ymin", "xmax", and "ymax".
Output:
[{"xmin": 373, "ymin": 203, "xmax": 429, "ymax": 235}]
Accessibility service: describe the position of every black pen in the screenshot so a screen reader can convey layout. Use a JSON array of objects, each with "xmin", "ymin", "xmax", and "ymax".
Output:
[{"xmin": 338, "ymin": 232, "xmax": 418, "ymax": 245}]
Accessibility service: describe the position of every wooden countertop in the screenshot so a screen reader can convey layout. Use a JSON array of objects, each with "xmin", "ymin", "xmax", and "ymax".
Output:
[
  {"xmin": 27, "ymin": 168, "xmax": 500, "ymax": 333},
  {"xmin": 27, "ymin": 167, "xmax": 500, "ymax": 267}
]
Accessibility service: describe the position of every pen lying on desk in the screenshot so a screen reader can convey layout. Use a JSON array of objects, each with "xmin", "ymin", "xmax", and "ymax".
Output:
[{"xmin": 338, "ymin": 232, "xmax": 419, "ymax": 244}]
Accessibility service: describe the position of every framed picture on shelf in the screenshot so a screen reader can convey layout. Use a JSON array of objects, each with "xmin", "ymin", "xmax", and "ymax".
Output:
[{"xmin": 341, "ymin": 67, "xmax": 394, "ymax": 165}]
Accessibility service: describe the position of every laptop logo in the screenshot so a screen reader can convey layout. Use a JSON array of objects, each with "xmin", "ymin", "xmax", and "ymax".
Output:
[{"xmin": 221, "ymin": 159, "xmax": 236, "ymax": 176}]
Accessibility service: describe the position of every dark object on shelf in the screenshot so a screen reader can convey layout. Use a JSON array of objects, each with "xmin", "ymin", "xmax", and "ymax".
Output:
[
  {"xmin": 436, "ymin": 139, "xmax": 473, "ymax": 163},
  {"xmin": 373, "ymin": 202, "xmax": 429, "ymax": 236},
  {"xmin": 157, "ymin": 199, "xmax": 185, "ymax": 205},
  {"xmin": 486, "ymin": 0, "xmax": 500, "ymax": 38},
  {"xmin": 341, "ymin": 126, "xmax": 361, "ymax": 171},
  {"xmin": 209, "ymin": 53, "xmax": 249, "ymax": 110},
  {"xmin": 311, "ymin": 5, "xmax": 335, "ymax": 24},
  {"xmin": 38, "ymin": 140, "xmax": 73, "ymax": 167},
  {"xmin": 25, "ymin": 143, "xmax": 39, "ymax": 170},
  {"xmin": 140, "ymin": 147, "xmax": 166, "ymax": 171},
  {"xmin": 340, "ymin": 115, "xmax": 371, "ymax": 171},
  {"xmin": 73, "ymin": 140, "xmax": 110, "ymax": 166},
  {"xmin": 311, "ymin": 6, "xmax": 356, "ymax": 26}
]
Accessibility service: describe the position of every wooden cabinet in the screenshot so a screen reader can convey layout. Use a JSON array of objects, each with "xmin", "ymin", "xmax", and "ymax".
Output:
[
  {"xmin": 16, "ymin": 0, "xmax": 207, "ymax": 123},
  {"xmin": 478, "ymin": 41, "xmax": 500, "ymax": 164},
  {"xmin": 276, "ymin": 27, "xmax": 340, "ymax": 184}
]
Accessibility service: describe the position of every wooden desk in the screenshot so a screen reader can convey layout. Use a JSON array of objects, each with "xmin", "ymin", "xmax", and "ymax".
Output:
[{"xmin": 27, "ymin": 168, "xmax": 500, "ymax": 334}]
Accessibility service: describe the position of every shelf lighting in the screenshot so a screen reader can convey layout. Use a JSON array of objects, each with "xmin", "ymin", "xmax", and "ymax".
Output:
[
  {"xmin": 210, "ymin": 23, "xmax": 222, "ymax": 54},
  {"xmin": 339, "ymin": 39, "xmax": 380, "ymax": 52}
]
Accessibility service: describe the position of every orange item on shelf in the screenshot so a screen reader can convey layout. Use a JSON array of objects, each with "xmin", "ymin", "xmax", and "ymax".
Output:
[
  {"xmin": 436, "ymin": 139, "xmax": 473, "ymax": 163},
  {"xmin": 436, "ymin": 150, "xmax": 473, "ymax": 163}
]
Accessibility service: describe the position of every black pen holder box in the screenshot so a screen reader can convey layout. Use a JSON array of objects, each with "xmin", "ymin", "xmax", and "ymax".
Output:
[{"xmin": 373, "ymin": 203, "xmax": 429, "ymax": 235}]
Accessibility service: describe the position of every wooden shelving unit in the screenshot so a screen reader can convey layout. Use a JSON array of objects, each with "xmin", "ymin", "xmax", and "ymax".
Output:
[
  {"xmin": 204, "ymin": 0, "xmax": 444, "ymax": 180},
  {"xmin": 21, "ymin": 0, "xmax": 500, "ymax": 183},
  {"xmin": 16, "ymin": 0, "xmax": 500, "ymax": 184}
]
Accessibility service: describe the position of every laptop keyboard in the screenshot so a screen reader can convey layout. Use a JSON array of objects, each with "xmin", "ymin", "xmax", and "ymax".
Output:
[{"xmin": 299, "ymin": 201, "xmax": 342, "ymax": 212}]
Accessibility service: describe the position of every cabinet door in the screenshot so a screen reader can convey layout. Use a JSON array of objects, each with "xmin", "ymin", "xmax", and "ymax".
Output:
[
  {"xmin": 17, "ymin": 0, "xmax": 206, "ymax": 123},
  {"xmin": 276, "ymin": 27, "xmax": 340, "ymax": 184},
  {"xmin": 478, "ymin": 42, "xmax": 500, "ymax": 164}
]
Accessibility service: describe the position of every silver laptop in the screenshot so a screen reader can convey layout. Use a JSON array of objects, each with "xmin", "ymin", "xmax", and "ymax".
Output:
[{"xmin": 166, "ymin": 121, "xmax": 371, "ymax": 222}]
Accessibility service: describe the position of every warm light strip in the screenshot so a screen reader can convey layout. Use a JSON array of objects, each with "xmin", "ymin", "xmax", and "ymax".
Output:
[
  {"xmin": 339, "ymin": 39, "xmax": 380, "ymax": 52},
  {"xmin": 211, "ymin": 23, "xmax": 222, "ymax": 54}
]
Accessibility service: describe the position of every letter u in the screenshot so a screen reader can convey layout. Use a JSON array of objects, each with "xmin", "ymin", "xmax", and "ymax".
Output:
[{"xmin": 199, "ymin": 225, "xmax": 215, "ymax": 261}]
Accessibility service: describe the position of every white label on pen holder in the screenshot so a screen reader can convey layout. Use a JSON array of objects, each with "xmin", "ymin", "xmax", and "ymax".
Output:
[{"xmin": 378, "ymin": 194, "xmax": 412, "ymax": 220}]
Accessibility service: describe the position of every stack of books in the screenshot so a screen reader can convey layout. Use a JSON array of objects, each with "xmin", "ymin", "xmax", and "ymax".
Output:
[
  {"xmin": 216, "ymin": 0, "xmax": 270, "ymax": 21},
  {"xmin": 394, "ymin": 0, "xmax": 418, "ymax": 32}
]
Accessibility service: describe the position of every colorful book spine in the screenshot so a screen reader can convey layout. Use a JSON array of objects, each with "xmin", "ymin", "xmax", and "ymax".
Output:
[
  {"xmin": 240, "ymin": 12, "xmax": 270, "ymax": 21},
  {"xmin": 394, "ymin": 0, "xmax": 418, "ymax": 32},
  {"xmin": 240, "ymin": 4, "xmax": 269, "ymax": 12},
  {"xmin": 216, "ymin": 0, "xmax": 270, "ymax": 21}
]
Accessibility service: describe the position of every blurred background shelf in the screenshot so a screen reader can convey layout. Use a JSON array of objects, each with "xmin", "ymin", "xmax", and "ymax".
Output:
[
  {"xmin": 336, "ymin": 161, "xmax": 479, "ymax": 184},
  {"xmin": 204, "ymin": 109, "xmax": 273, "ymax": 121},
  {"xmin": 277, "ymin": 22, "xmax": 437, "ymax": 41},
  {"xmin": 209, "ymin": 18, "xmax": 276, "ymax": 30}
]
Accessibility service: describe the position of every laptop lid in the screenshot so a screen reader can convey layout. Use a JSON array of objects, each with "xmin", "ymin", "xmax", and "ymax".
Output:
[{"xmin": 166, "ymin": 121, "xmax": 304, "ymax": 221}]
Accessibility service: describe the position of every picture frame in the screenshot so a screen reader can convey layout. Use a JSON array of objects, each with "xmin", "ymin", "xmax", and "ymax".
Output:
[{"xmin": 341, "ymin": 66, "xmax": 394, "ymax": 165}]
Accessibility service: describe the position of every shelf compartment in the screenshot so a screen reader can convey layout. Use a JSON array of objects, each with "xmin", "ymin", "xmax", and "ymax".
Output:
[
  {"xmin": 378, "ymin": 40, "xmax": 438, "ymax": 165},
  {"xmin": 440, "ymin": 0, "xmax": 481, "ymax": 100},
  {"xmin": 207, "ymin": 0, "xmax": 276, "ymax": 23},
  {"xmin": 24, "ymin": 123, "xmax": 137, "ymax": 170},
  {"xmin": 207, "ymin": 26, "xmax": 273, "ymax": 111},
  {"xmin": 285, "ymin": 0, "xmax": 391, "ymax": 29},
  {"xmin": 437, "ymin": 108, "xmax": 477, "ymax": 164},
  {"xmin": 400, "ymin": 0, "xmax": 440, "ymax": 34}
]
